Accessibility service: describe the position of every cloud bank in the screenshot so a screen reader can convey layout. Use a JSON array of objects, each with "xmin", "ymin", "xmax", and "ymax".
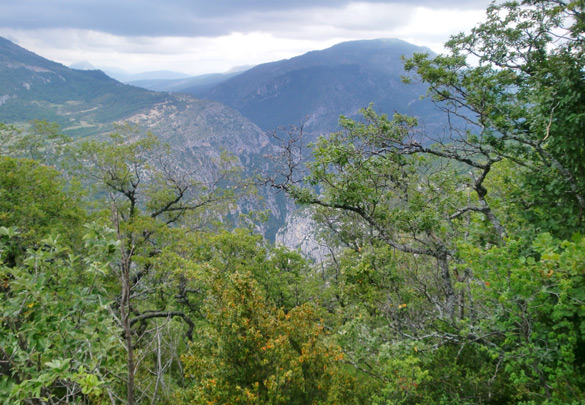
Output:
[{"xmin": 0, "ymin": 0, "xmax": 493, "ymax": 75}]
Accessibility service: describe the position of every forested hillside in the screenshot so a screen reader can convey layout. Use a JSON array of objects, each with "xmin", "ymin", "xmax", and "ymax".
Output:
[{"xmin": 2, "ymin": 0, "xmax": 585, "ymax": 403}]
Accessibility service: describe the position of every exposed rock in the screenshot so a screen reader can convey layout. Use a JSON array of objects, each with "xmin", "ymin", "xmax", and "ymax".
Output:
[{"xmin": 275, "ymin": 207, "xmax": 330, "ymax": 262}]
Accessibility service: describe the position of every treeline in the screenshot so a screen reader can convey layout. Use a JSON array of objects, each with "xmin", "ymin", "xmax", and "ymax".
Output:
[{"xmin": 2, "ymin": 0, "xmax": 585, "ymax": 403}]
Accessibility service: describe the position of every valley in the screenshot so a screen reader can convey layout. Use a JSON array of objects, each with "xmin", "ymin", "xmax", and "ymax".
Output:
[{"xmin": 0, "ymin": 35, "xmax": 441, "ymax": 245}]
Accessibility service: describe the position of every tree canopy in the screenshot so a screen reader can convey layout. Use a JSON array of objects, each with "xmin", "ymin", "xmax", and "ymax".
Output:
[{"xmin": 2, "ymin": 0, "xmax": 585, "ymax": 403}]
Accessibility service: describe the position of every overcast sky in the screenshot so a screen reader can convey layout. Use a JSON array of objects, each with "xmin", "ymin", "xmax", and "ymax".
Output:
[{"xmin": 0, "ymin": 0, "xmax": 493, "ymax": 75}]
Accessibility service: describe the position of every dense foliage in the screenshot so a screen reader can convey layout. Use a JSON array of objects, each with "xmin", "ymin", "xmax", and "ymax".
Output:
[{"xmin": 1, "ymin": 1, "xmax": 584, "ymax": 403}]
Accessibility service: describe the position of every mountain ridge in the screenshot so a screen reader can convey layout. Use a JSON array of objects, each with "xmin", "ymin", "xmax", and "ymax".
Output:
[
  {"xmin": 190, "ymin": 38, "xmax": 441, "ymax": 137},
  {"xmin": 0, "ymin": 36, "xmax": 171, "ymax": 136},
  {"xmin": 0, "ymin": 36, "xmax": 446, "ymax": 244}
]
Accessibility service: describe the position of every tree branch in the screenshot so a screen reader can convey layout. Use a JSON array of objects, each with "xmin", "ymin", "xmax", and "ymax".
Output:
[{"xmin": 130, "ymin": 311, "xmax": 194, "ymax": 341}]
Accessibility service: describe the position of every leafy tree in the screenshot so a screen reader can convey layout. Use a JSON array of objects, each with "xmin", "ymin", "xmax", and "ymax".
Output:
[
  {"xmin": 458, "ymin": 233, "xmax": 585, "ymax": 402},
  {"xmin": 178, "ymin": 266, "xmax": 358, "ymax": 404},
  {"xmin": 0, "ymin": 120, "xmax": 71, "ymax": 163},
  {"xmin": 401, "ymin": 3, "xmax": 585, "ymax": 399},
  {"xmin": 0, "ymin": 224, "xmax": 125, "ymax": 404},
  {"xmin": 268, "ymin": 1, "xmax": 585, "ymax": 402},
  {"xmin": 403, "ymin": 0, "xmax": 585, "ymax": 240},
  {"xmin": 0, "ymin": 156, "xmax": 86, "ymax": 266},
  {"xmin": 272, "ymin": 106, "xmax": 483, "ymax": 325},
  {"xmin": 67, "ymin": 124, "xmax": 248, "ymax": 404},
  {"xmin": 176, "ymin": 228, "xmax": 316, "ymax": 311},
  {"xmin": 0, "ymin": 123, "xmax": 20, "ymax": 155}
]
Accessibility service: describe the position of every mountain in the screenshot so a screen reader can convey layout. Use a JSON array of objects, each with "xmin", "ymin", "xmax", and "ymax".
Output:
[
  {"xmin": 0, "ymin": 36, "xmax": 170, "ymax": 136},
  {"xmin": 129, "ymin": 65, "xmax": 254, "ymax": 95},
  {"xmin": 0, "ymin": 36, "xmax": 272, "ymax": 187},
  {"xmin": 69, "ymin": 63, "xmax": 195, "ymax": 83},
  {"xmin": 0, "ymin": 37, "xmax": 263, "ymax": 144},
  {"xmin": 195, "ymin": 39, "xmax": 441, "ymax": 137},
  {"xmin": 109, "ymin": 70, "xmax": 194, "ymax": 83},
  {"xmin": 0, "ymin": 36, "xmax": 288, "ymax": 237},
  {"xmin": 0, "ymin": 36, "xmax": 449, "ymax": 247},
  {"xmin": 0, "ymin": 35, "xmax": 270, "ymax": 159},
  {"xmin": 69, "ymin": 61, "xmax": 97, "ymax": 70}
]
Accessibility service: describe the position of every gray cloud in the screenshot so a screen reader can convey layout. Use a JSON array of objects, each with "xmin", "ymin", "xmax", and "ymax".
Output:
[
  {"xmin": 0, "ymin": 0, "xmax": 493, "ymax": 37},
  {"xmin": 0, "ymin": 0, "xmax": 495, "ymax": 75}
]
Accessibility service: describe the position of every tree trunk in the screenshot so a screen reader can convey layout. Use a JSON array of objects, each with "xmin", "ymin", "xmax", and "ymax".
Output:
[
  {"xmin": 438, "ymin": 254, "xmax": 456, "ymax": 319},
  {"xmin": 121, "ymin": 260, "xmax": 135, "ymax": 405}
]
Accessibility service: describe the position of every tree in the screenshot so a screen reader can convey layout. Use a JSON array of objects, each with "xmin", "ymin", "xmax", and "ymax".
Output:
[
  {"xmin": 0, "ymin": 155, "xmax": 86, "ymax": 266},
  {"xmin": 177, "ymin": 228, "xmax": 315, "ymax": 311},
  {"xmin": 401, "ymin": 4, "xmax": 585, "ymax": 398},
  {"xmin": 178, "ymin": 266, "xmax": 357, "ymax": 404},
  {"xmin": 0, "ymin": 120, "xmax": 71, "ymax": 164},
  {"xmin": 268, "ymin": 0, "xmax": 585, "ymax": 402},
  {"xmin": 403, "ymin": 0, "xmax": 585, "ymax": 240},
  {"xmin": 458, "ymin": 232, "xmax": 585, "ymax": 402},
  {"xmin": 0, "ymin": 223, "xmax": 125, "ymax": 404},
  {"xmin": 68, "ymin": 124, "xmax": 246, "ymax": 404}
]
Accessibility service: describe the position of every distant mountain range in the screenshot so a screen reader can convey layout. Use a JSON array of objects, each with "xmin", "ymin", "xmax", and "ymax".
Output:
[
  {"xmin": 69, "ymin": 61, "xmax": 195, "ymax": 83},
  {"xmin": 68, "ymin": 62, "xmax": 254, "ymax": 94},
  {"xmin": 0, "ymin": 35, "xmax": 443, "ymax": 245},
  {"xmin": 130, "ymin": 39, "xmax": 442, "ymax": 140}
]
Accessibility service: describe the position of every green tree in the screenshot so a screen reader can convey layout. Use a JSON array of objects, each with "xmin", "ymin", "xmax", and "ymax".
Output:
[
  {"xmin": 268, "ymin": 1, "xmax": 585, "ymax": 402},
  {"xmin": 178, "ymin": 266, "xmax": 357, "ymax": 404},
  {"xmin": 403, "ymin": 0, "xmax": 585, "ymax": 240},
  {"xmin": 0, "ymin": 156, "xmax": 86, "ymax": 266},
  {"xmin": 0, "ymin": 120, "xmax": 71, "ymax": 163},
  {"xmin": 68, "ymin": 124, "xmax": 246, "ymax": 404},
  {"xmin": 177, "ymin": 228, "xmax": 315, "ymax": 311},
  {"xmin": 458, "ymin": 232, "xmax": 585, "ymax": 402},
  {"xmin": 0, "ymin": 223, "xmax": 124, "ymax": 403},
  {"xmin": 400, "ymin": 3, "xmax": 585, "ymax": 399}
]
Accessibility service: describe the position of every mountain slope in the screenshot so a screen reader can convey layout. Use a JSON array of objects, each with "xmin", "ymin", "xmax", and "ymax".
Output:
[
  {"xmin": 0, "ymin": 37, "xmax": 273, "ymax": 168},
  {"xmin": 0, "ymin": 37, "xmax": 168, "ymax": 136},
  {"xmin": 196, "ymin": 39, "xmax": 440, "ymax": 135},
  {"xmin": 0, "ymin": 36, "xmax": 287, "ymax": 238}
]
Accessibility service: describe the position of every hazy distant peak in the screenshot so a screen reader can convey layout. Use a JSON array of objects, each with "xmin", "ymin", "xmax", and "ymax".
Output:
[
  {"xmin": 69, "ymin": 60, "xmax": 97, "ymax": 70},
  {"xmin": 224, "ymin": 65, "xmax": 254, "ymax": 74}
]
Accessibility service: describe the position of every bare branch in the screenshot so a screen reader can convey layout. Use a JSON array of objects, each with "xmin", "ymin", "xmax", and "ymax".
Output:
[{"xmin": 130, "ymin": 311, "xmax": 194, "ymax": 341}]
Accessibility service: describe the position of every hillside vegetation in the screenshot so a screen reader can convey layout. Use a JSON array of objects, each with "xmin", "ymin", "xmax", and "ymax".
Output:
[{"xmin": 1, "ymin": 0, "xmax": 585, "ymax": 403}]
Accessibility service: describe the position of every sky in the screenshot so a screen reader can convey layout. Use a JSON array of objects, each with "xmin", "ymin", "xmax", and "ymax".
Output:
[{"xmin": 0, "ymin": 0, "xmax": 493, "ymax": 76}]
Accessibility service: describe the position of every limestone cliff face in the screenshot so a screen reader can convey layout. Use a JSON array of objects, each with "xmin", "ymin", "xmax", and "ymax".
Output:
[
  {"xmin": 123, "ymin": 94, "xmax": 294, "ymax": 239},
  {"xmin": 124, "ymin": 94, "xmax": 270, "ymax": 163},
  {"xmin": 275, "ymin": 207, "xmax": 329, "ymax": 262}
]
